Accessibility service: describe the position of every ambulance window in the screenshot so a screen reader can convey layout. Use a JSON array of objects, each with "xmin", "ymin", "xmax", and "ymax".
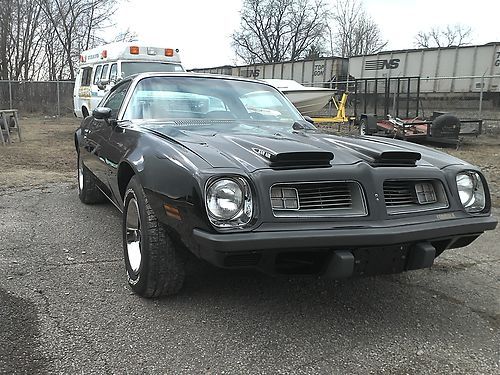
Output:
[
  {"xmin": 81, "ymin": 67, "xmax": 92, "ymax": 86},
  {"xmin": 101, "ymin": 64, "xmax": 110, "ymax": 80},
  {"xmin": 109, "ymin": 64, "xmax": 118, "ymax": 81},
  {"xmin": 93, "ymin": 65, "xmax": 102, "ymax": 84}
]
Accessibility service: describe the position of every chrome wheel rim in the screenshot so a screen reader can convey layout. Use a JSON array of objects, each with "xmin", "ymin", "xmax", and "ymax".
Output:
[
  {"xmin": 126, "ymin": 197, "xmax": 142, "ymax": 273},
  {"xmin": 360, "ymin": 121, "xmax": 366, "ymax": 135},
  {"xmin": 78, "ymin": 156, "xmax": 84, "ymax": 191}
]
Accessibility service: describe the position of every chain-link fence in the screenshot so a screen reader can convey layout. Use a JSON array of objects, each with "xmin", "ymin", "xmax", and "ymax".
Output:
[
  {"xmin": 0, "ymin": 80, "xmax": 75, "ymax": 116},
  {"xmin": 0, "ymin": 77, "xmax": 499, "ymax": 134}
]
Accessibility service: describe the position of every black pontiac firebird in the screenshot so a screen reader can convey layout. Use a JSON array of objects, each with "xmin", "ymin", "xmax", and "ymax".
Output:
[{"xmin": 75, "ymin": 72, "xmax": 497, "ymax": 298}]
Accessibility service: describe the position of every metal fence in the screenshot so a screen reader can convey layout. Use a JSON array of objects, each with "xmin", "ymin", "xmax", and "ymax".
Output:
[
  {"xmin": 312, "ymin": 76, "xmax": 500, "ymax": 133},
  {"xmin": 0, "ymin": 78, "xmax": 499, "ymax": 133},
  {"xmin": 0, "ymin": 80, "xmax": 75, "ymax": 116}
]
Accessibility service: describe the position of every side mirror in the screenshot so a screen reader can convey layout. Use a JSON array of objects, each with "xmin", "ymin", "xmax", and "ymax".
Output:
[
  {"xmin": 304, "ymin": 116, "xmax": 315, "ymax": 125},
  {"xmin": 97, "ymin": 79, "xmax": 109, "ymax": 90},
  {"xmin": 93, "ymin": 107, "xmax": 112, "ymax": 120}
]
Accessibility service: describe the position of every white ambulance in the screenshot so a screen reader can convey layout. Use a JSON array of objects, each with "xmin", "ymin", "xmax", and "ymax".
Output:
[{"xmin": 73, "ymin": 42, "xmax": 184, "ymax": 118}]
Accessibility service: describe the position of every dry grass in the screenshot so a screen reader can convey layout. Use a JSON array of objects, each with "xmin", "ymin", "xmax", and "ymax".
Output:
[{"xmin": 0, "ymin": 116, "xmax": 78, "ymax": 190}]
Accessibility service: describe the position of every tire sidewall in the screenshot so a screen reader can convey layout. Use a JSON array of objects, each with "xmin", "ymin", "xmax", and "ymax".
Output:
[
  {"xmin": 359, "ymin": 119, "xmax": 367, "ymax": 135},
  {"xmin": 123, "ymin": 178, "xmax": 150, "ymax": 294},
  {"xmin": 77, "ymin": 152, "xmax": 85, "ymax": 199}
]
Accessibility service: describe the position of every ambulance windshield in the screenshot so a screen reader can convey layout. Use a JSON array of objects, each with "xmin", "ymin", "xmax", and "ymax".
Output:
[{"xmin": 121, "ymin": 62, "xmax": 184, "ymax": 78}]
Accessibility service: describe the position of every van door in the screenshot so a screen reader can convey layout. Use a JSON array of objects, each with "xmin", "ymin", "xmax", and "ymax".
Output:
[{"xmin": 74, "ymin": 66, "xmax": 92, "ymax": 117}]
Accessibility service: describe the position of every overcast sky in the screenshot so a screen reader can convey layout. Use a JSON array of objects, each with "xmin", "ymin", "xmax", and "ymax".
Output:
[{"xmin": 113, "ymin": 0, "xmax": 500, "ymax": 69}]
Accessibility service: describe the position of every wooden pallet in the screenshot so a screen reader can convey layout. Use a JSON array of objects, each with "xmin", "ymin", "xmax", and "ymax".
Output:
[{"xmin": 0, "ymin": 109, "xmax": 22, "ymax": 146}]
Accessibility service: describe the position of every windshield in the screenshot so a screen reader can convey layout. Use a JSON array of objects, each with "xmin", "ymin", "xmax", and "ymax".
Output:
[
  {"xmin": 121, "ymin": 62, "xmax": 184, "ymax": 78},
  {"xmin": 123, "ymin": 76, "xmax": 303, "ymax": 123}
]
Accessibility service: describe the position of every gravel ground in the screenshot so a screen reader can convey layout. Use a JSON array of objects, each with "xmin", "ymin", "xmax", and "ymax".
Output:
[
  {"xmin": 0, "ymin": 117, "xmax": 499, "ymax": 373},
  {"xmin": 0, "ymin": 186, "xmax": 499, "ymax": 374}
]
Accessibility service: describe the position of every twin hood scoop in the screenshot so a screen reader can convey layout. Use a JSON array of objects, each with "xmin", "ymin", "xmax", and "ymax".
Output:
[
  {"xmin": 253, "ymin": 149, "xmax": 334, "ymax": 169},
  {"xmin": 231, "ymin": 135, "xmax": 334, "ymax": 169},
  {"xmin": 373, "ymin": 151, "xmax": 421, "ymax": 165},
  {"xmin": 328, "ymin": 138, "xmax": 422, "ymax": 166}
]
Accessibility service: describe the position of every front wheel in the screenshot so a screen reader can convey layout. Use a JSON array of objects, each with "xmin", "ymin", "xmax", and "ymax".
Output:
[{"xmin": 123, "ymin": 176, "xmax": 185, "ymax": 298}]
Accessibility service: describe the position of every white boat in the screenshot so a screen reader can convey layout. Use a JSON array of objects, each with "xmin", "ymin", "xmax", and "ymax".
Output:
[{"xmin": 263, "ymin": 79, "xmax": 336, "ymax": 116}]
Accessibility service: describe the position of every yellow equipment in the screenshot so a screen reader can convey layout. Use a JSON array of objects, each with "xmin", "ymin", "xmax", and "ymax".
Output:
[{"xmin": 312, "ymin": 92, "xmax": 353, "ymax": 124}]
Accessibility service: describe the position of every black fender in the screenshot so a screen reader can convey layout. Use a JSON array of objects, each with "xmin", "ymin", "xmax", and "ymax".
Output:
[{"xmin": 117, "ymin": 139, "xmax": 214, "ymax": 254}]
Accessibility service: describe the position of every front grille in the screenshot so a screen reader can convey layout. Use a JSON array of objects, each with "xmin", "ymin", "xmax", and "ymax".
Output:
[
  {"xmin": 297, "ymin": 183, "xmax": 352, "ymax": 209},
  {"xmin": 271, "ymin": 181, "xmax": 366, "ymax": 217},
  {"xmin": 384, "ymin": 181, "xmax": 418, "ymax": 206},
  {"xmin": 384, "ymin": 180, "xmax": 448, "ymax": 214}
]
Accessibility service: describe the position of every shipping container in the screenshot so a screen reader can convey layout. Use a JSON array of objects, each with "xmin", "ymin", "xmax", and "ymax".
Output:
[
  {"xmin": 191, "ymin": 57, "xmax": 349, "ymax": 87},
  {"xmin": 348, "ymin": 43, "xmax": 500, "ymax": 93}
]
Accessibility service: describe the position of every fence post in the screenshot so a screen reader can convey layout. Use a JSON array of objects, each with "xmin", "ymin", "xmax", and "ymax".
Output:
[
  {"xmin": 56, "ymin": 80, "xmax": 61, "ymax": 117},
  {"xmin": 478, "ymin": 73, "xmax": 485, "ymax": 119},
  {"xmin": 8, "ymin": 80, "xmax": 13, "ymax": 109}
]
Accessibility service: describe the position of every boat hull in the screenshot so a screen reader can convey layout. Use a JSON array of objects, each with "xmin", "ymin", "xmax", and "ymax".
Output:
[{"xmin": 282, "ymin": 89, "xmax": 336, "ymax": 116}]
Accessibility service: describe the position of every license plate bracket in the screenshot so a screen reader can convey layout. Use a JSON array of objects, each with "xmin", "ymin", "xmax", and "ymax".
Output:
[{"xmin": 352, "ymin": 245, "xmax": 409, "ymax": 276}]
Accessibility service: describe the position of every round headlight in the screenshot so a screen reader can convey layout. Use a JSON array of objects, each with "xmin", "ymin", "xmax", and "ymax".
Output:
[
  {"xmin": 456, "ymin": 173, "xmax": 475, "ymax": 207},
  {"xmin": 207, "ymin": 179, "xmax": 244, "ymax": 220},
  {"xmin": 456, "ymin": 171, "xmax": 486, "ymax": 212}
]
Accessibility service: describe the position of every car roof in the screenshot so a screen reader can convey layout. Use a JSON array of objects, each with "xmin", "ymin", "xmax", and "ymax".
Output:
[{"xmin": 130, "ymin": 71, "xmax": 276, "ymax": 88}]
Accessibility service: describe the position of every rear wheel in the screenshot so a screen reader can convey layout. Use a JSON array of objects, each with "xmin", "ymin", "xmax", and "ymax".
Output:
[
  {"xmin": 77, "ymin": 152, "xmax": 106, "ymax": 204},
  {"xmin": 123, "ymin": 176, "xmax": 185, "ymax": 297}
]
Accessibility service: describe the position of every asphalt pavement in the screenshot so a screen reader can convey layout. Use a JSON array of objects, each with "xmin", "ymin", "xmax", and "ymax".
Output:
[{"xmin": 0, "ymin": 183, "xmax": 498, "ymax": 374}]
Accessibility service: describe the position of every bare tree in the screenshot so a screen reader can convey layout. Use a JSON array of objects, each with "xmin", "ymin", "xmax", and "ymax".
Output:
[
  {"xmin": 38, "ymin": 0, "xmax": 119, "ymax": 80},
  {"xmin": 232, "ymin": 0, "xmax": 330, "ymax": 64},
  {"xmin": 9, "ymin": 0, "xmax": 45, "ymax": 80},
  {"xmin": 0, "ymin": 0, "xmax": 136, "ymax": 80},
  {"xmin": 329, "ymin": 0, "xmax": 387, "ymax": 57},
  {"xmin": 304, "ymin": 44, "xmax": 323, "ymax": 59},
  {"xmin": 0, "ymin": 0, "xmax": 13, "ymax": 79},
  {"xmin": 414, "ymin": 24, "xmax": 472, "ymax": 48},
  {"xmin": 113, "ymin": 28, "xmax": 138, "ymax": 43}
]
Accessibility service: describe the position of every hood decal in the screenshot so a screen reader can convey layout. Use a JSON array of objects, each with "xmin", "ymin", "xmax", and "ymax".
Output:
[{"xmin": 252, "ymin": 147, "xmax": 275, "ymax": 160}]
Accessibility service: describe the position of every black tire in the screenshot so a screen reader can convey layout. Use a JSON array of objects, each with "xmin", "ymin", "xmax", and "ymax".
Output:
[
  {"xmin": 123, "ymin": 176, "xmax": 185, "ymax": 297},
  {"xmin": 431, "ymin": 114, "xmax": 460, "ymax": 138},
  {"xmin": 359, "ymin": 118, "xmax": 369, "ymax": 135},
  {"xmin": 77, "ymin": 152, "xmax": 106, "ymax": 204}
]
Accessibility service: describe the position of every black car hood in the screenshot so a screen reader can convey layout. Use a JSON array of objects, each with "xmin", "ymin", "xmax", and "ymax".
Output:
[{"xmin": 141, "ymin": 120, "xmax": 469, "ymax": 172}]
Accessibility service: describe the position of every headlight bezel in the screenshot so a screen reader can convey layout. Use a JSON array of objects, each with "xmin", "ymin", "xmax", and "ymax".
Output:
[
  {"xmin": 455, "ymin": 170, "xmax": 488, "ymax": 214},
  {"xmin": 205, "ymin": 176, "xmax": 254, "ymax": 229}
]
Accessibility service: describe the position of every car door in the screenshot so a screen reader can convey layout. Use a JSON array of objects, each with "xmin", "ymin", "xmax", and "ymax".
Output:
[{"xmin": 90, "ymin": 80, "xmax": 132, "ymax": 199}]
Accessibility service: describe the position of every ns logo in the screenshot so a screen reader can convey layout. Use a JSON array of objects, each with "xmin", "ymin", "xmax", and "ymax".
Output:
[{"xmin": 364, "ymin": 58, "xmax": 400, "ymax": 71}]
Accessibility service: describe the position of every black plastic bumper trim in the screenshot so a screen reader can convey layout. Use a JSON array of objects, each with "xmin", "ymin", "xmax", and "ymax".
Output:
[{"xmin": 193, "ymin": 216, "xmax": 497, "ymax": 252}]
